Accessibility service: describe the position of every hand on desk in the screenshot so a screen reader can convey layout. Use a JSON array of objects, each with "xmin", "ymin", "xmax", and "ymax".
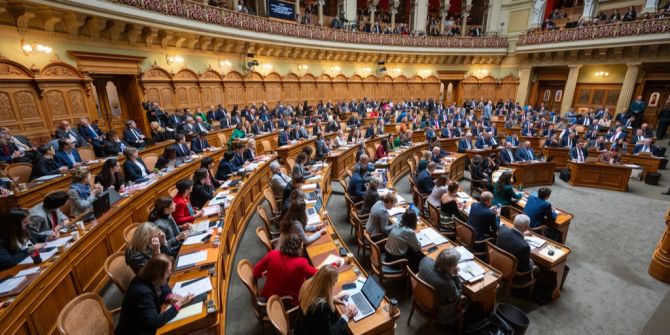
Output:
[
  {"xmin": 177, "ymin": 230, "xmax": 190, "ymax": 241},
  {"xmin": 194, "ymin": 210, "xmax": 204, "ymax": 218},
  {"xmin": 343, "ymin": 304, "xmax": 358, "ymax": 319},
  {"xmin": 173, "ymin": 293, "xmax": 195, "ymax": 309}
]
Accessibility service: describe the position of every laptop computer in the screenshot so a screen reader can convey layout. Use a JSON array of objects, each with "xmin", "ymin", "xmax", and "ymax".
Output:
[
  {"xmin": 348, "ymin": 277, "xmax": 386, "ymax": 321},
  {"xmin": 92, "ymin": 192, "xmax": 111, "ymax": 219}
]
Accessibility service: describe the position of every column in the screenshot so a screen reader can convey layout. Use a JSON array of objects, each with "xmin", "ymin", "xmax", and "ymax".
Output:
[
  {"xmin": 390, "ymin": 0, "xmax": 399, "ymax": 30},
  {"xmin": 515, "ymin": 65, "xmax": 533, "ymax": 105},
  {"xmin": 338, "ymin": 0, "xmax": 357, "ymax": 23},
  {"xmin": 560, "ymin": 64, "xmax": 582, "ymax": 115},
  {"xmin": 317, "ymin": 0, "xmax": 325, "ymax": 26},
  {"xmin": 233, "ymin": 0, "xmax": 240, "ymax": 11},
  {"xmin": 294, "ymin": 0, "xmax": 300, "ymax": 20},
  {"xmin": 369, "ymin": 0, "xmax": 379, "ymax": 27},
  {"xmin": 615, "ymin": 63, "xmax": 641, "ymax": 116},
  {"xmin": 461, "ymin": 3, "xmax": 471, "ymax": 36},
  {"xmin": 409, "ymin": 0, "xmax": 429, "ymax": 34},
  {"xmin": 642, "ymin": 0, "xmax": 659, "ymax": 14},
  {"xmin": 440, "ymin": 0, "xmax": 450, "ymax": 35},
  {"xmin": 529, "ymin": 0, "xmax": 547, "ymax": 29},
  {"xmin": 485, "ymin": 0, "xmax": 502, "ymax": 35},
  {"xmin": 581, "ymin": 0, "xmax": 597, "ymax": 22},
  {"xmin": 648, "ymin": 209, "xmax": 670, "ymax": 283}
]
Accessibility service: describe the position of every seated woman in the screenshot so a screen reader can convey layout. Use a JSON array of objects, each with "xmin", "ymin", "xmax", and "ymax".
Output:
[
  {"xmin": 30, "ymin": 144, "xmax": 67, "ymax": 180},
  {"xmin": 172, "ymin": 179, "xmax": 204, "ymax": 229},
  {"xmin": 68, "ymin": 168, "xmax": 103, "ymax": 220},
  {"xmin": 253, "ymin": 234, "xmax": 317, "ymax": 306},
  {"xmin": 293, "ymin": 265, "xmax": 357, "ymax": 335},
  {"xmin": 292, "ymin": 152, "xmax": 312, "ymax": 178},
  {"xmin": 123, "ymin": 147, "xmax": 150, "ymax": 182},
  {"xmin": 243, "ymin": 138, "xmax": 258, "ymax": 162},
  {"xmin": 191, "ymin": 168, "xmax": 214, "ymax": 209},
  {"xmin": 440, "ymin": 181, "xmax": 465, "ymax": 233},
  {"xmin": 426, "ymin": 175, "xmax": 449, "ymax": 214},
  {"xmin": 417, "ymin": 248, "xmax": 464, "ymax": 325},
  {"xmin": 95, "ymin": 158, "xmax": 125, "ymax": 192},
  {"xmin": 116, "ymin": 254, "xmax": 193, "ymax": 335},
  {"xmin": 417, "ymin": 150, "xmax": 432, "ymax": 173},
  {"xmin": 200, "ymin": 157, "xmax": 221, "ymax": 188},
  {"xmin": 229, "ymin": 122, "xmax": 246, "ymax": 145},
  {"xmin": 385, "ymin": 211, "xmax": 424, "ymax": 272},
  {"xmin": 149, "ymin": 197, "xmax": 189, "ymax": 257},
  {"xmin": 150, "ymin": 121, "xmax": 174, "ymax": 143},
  {"xmin": 278, "ymin": 199, "xmax": 326, "ymax": 248},
  {"xmin": 124, "ymin": 222, "xmax": 170, "ymax": 274},
  {"xmin": 28, "ymin": 191, "xmax": 70, "ymax": 242},
  {"xmin": 492, "ymin": 171, "xmax": 521, "ymax": 206},
  {"xmin": 155, "ymin": 146, "xmax": 178, "ymax": 171},
  {"xmin": 0, "ymin": 209, "xmax": 45, "ymax": 270},
  {"xmin": 333, "ymin": 130, "xmax": 347, "ymax": 148},
  {"xmin": 360, "ymin": 176, "xmax": 382, "ymax": 216},
  {"xmin": 374, "ymin": 138, "xmax": 390, "ymax": 161},
  {"xmin": 282, "ymin": 175, "xmax": 305, "ymax": 212}
]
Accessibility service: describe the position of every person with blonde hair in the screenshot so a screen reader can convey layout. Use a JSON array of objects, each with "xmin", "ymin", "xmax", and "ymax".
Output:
[
  {"xmin": 124, "ymin": 222, "xmax": 169, "ymax": 273},
  {"xmin": 293, "ymin": 265, "xmax": 357, "ymax": 334}
]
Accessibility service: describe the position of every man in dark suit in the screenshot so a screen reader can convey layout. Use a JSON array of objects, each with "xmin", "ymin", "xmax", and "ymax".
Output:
[
  {"xmin": 277, "ymin": 126, "xmax": 289, "ymax": 146},
  {"xmin": 523, "ymin": 187, "xmax": 556, "ymax": 229},
  {"xmin": 496, "ymin": 214, "xmax": 534, "ymax": 273},
  {"xmin": 167, "ymin": 109, "xmax": 185, "ymax": 130},
  {"xmin": 173, "ymin": 134, "xmax": 191, "ymax": 157},
  {"xmin": 54, "ymin": 121, "xmax": 86, "ymax": 148},
  {"xmin": 632, "ymin": 138, "xmax": 656, "ymax": 155},
  {"xmin": 347, "ymin": 164, "xmax": 367, "ymax": 200},
  {"xmin": 515, "ymin": 141, "xmax": 536, "ymax": 161},
  {"xmin": 54, "ymin": 139, "xmax": 82, "ymax": 169},
  {"xmin": 569, "ymin": 141, "xmax": 588, "ymax": 162},
  {"xmin": 207, "ymin": 105, "xmax": 227, "ymax": 123},
  {"xmin": 78, "ymin": 118, "xmax": 105, "ymax": 155},
  {"xmin": 230, "ymin": 143, "xmax": 246, "ymax": 171},
  {"xmin": 315, "ymin": 134, "xmax": 330, "ymax": 159},
  {"xmin": 467, "ymin": 192, "xmax": 498, "ymax": 243},
  {"xmin": 264, "ymin": 117, "xmax": 276, "ymax": 133},
  {"xmin": 123, "ymin": 120, "xmax": 147, "ymax": 148},
  {"xmin": 416, "ymin": 162, "xmax": 436, "ymax": 194},
  {"xmin": 457, "ymin": 133, "xmax": 474, "ymax": 153},
  {"xmin": 499, "ymin": 142, "xmax": 516, "ymax": 164},
  {"xmin": 190, "ymin": 132, "xmax": 210, "ymax": 153}
]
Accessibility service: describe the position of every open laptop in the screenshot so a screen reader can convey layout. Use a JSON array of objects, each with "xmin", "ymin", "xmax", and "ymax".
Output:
[
  {"xmin": 92, "ymin": 189, "xmax": 123, "ymax": 219},
  {"xmin": 348, "ymin": 277, "xmax": 386, "ymax": 321}
]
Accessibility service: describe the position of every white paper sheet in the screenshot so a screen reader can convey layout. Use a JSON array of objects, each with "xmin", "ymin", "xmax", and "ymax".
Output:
[
  {"xmin": 191, "ymin": 221, "xmax": 210, "ymax": 233},
  {"xmin": 19, "ymin": 248, "xmax": 58, "ymax": 265},
  {"xmin": 525, "ymin": 236, "xmax": 547, "ymax": 249},
  {"xmin": 0, "ymin": 277, "xmax": 26, "ymax": 294},
  {"xmin": 201, "ymin": 206, "xmax": 220, "ymax": 217},
  {"xmin": 454, "ymin": 246, "xmax": 474, "ymax": 262},
  {"xmin": 33, "ymin": 174, "xmax": 62, "ymax": 182},
  {"xmin": 176, "ymin": 250, "xmax": 207, "ymax": 268},
  {"xmin": 168, "ymin": 302, "xmax": 203, "ymax": 323},
  {"xmin": 421, "ymin": 228, "xmax": 449, "ymax": 246},
  {"xmin": 173, "ymin": 277, "xmax": 212, "ymax": 297},
  {"xmin": 387, "ymin": 207, "xmax": 406, "ymax": 217},
  {"xmin": 43, "ymin": 236, "xmax": 71, "ymax": 249},
  {"xmin": 15, "ymin": 267, "xmax": 40, "ymax": 277},
  {"xmin": 182, "ymin": 233, "xmax": 209, "ymax": 246},
  {"xmin": 459, "ymin": 260, "xmax": 485, "ymax": 283},
  {"xmin": 317, "ymin": 254, "xmax": 343, "ymax": 269},
  {"xmin": 301, "ymin": 183, "xmax": 318, "ymax": 191}
]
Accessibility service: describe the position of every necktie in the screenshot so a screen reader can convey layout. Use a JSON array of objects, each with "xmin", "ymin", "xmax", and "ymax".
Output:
[
  {"xmin": 577, "ymin": 148, "xmax": 583, "ymax": 162},
  {"xmin": 132, "ymin": 129, "xmax": 140, "ymax": 140},
  {"xmin": 643, "ymin": 145, "xmax": 648, "ymax": 152},
  {"xmin": 526, "ymin": 149, "xmax": 531, "ymax": 160},
  {"xmin": 200, "ymin": 139, "xmax": 204, "ymax": 149}
]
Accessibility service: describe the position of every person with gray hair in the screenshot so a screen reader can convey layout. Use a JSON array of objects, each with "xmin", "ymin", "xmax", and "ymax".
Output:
[
  {"xmin": 496, "ymin": 214, "xmax": 534, "ymax": 273},
  {"xmin": 269, "ymin": 160, "xmax": 291, "ymax": 200},
  {"xmin": 417, "ymin": 248, "xmax": 465, "ymax": 324}
]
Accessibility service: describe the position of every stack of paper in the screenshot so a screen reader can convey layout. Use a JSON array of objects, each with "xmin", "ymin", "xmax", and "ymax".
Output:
[
  {"xmin": 176, "ymin": 250, "xmax": 207, "ymax": 268},
  {"xmin": 318, "ymin": 254, "xmax": 343, "ymax": 269},
  {"xmin": 456, "ymin": 192, "xmax": 471, "ymax": 201},
  {"xmin": 416, "ymin": 232, "xmax": 432, "ymax": 247},
  {"xmin": 33, "ymin": 174, "xmax": 62, "ymax": 182},
  {"xmin": 0, "ymin": 277, "xmax": 26, "ymax": 294},
  {"xmin": 19, "ymin": 248, "xmax": 58, "ymax": 265},
  {"xmin": 307, "ymin": 213, "xmax": 322, "ymax": 226},
  {"xmin": 302, "ymin": 183, "xmax": 318, "ymax": 191},
  {"xmin": 306, "ymin": 175, "xmax": 322, "ymax": 183},
  {"xmin": 43, "ymin": 237, "xmax": 71, "ymax": 249},
  {"xmin": 182, "ymin": 232, "xmax": 209, "ymax": 246},
  {"xmin": 191, "ymin": 221, "xmax": 210, "ymax": 233},
  {"xmin": 15, "ymin": 267, "xmax": 40, "ymax": 277},
  {"xmin": 525, "ymin": 236, "xmax": 547, "ymax": 249},
  {"xmin": 201, "ymin": 205, "xmax": 220, "ymax": 217},
  {"xmin": 168, "ymin": 302, "xmax": 203, "ymax": 323},
  {"xmin": 454, "ymin": 246, "xmax": 474, "ymax": 262},
  {"xmin": 420, "ymin": 228, "xmax": 449, "ymax": 246},
  {"xmin": 459, "ymin": 260, "xmax": 485, "ymax": 283},
  {"xmin": 387, "ymin": 207, "xmax": 406, "ymax": 217},
  {"xmin": 173, "ymin": 277, "xmax": 212, "ymax": 297}
]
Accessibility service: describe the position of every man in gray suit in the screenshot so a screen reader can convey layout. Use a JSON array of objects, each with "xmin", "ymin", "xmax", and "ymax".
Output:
[
  {"xmin": 366, "ymin": 193, "xmax": 397, "ymax": 237},
  {"xmin": 28, "ymin": 191, "xmax": 70, "ymax": 242},
  {"xmin": 417, "ymin": 248, "xmax": 464, "ymax": 324},
  {"xmin": 269, "ymin": 161, "xmax": 291, "ymax": 200}
]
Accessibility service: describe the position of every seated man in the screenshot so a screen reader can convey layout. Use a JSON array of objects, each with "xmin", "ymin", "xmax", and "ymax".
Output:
[
  {"xmin": 496, "ymin": 214, "xmax": 534, "ymax": 274},
  {"xmin": 418, "ymin": 248, "xmax": 464, "ymax": 324},
  {"xmin": 457, "ymin": 132, "xmax": 473, "ymax": 153},
  {"xmin": 632, "ymin": 138, "xmax": 656, "ymax": 155},
  {"xmin": 269, "ymin": 161, "xmax": 291, "ymax": 200},
  {"xmin": 569, "ymin": 141, "xmax": 588, "ymax": 162},
  {"xmin": 499, "ymin": 141, "xmax": 516, "ymax": 164},
  {"xmin": 467, "ymin": 191, "xmax": 498, "ymax": 242},
  {"xmin": 54, "ymin": 120, "xmax": 85, "ymax": 148},
  {"xmin": 277, "ymin": 126, "xmax": 289, "ymax": 146},
  {"xmin": 122, "ymin": 120, "xmax": 146, "ymax": 148},
  {"xmin": 314, "ymin": 133, "xmax": 330, "ymax": 159},
  {"xmin": 54, "ymin": 139, "xmax": 83, "ymax": 169},
  {"xmin": 28, "ymin": 191, "xmax": 71, "ymax": 242},
  {"xmin": 416, "ymin": 162, "xmax": 436, "ymax": 194},
  {"xmin": 523, "ymin": 187, "xmax": 556, "ymax": 229},
  {"xmin": 347, "ymin": 164, "xmax": 368, "ymax": 200},
  {"xmin": 230, "ymin": 143, "xmax": 246, "ymax": 171},
  {"xmin": 31, "ymin": 144, "xmax": 67, "ymax": 180},
  {"xmin": 78, "ymin": 118, "xmax": 105, "ymax": 155},
  {"xmin": 173, "ymin": 134, "xmax": 192, "ymax": 157},
  {"xmin": 190, "ymin": 131, "xmax": 211, "ymax": 153},
  {"xmin": 515, "ymin": 141, "xmax": 536, "ymax": 161},
  {"xmin": 366, "ymin": 193, "xmax": 397, "ymax": 237}
]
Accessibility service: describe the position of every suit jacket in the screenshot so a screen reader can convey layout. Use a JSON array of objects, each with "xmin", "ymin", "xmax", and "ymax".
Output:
[
  {"xmin": 499, "ymin": 148, "xmax": 515, "ymax": 164},
  {"xmin": 55, "ymin": 128, "xmax": 86, "ymax": 147},
  {"xmin": 515, "ymin": 147, "xmax": 535, "ymax": 161},
  {"xmin": 30, "ymin": 157, "xmax": 63, "ymax": 180},
  {"xmin": 633, "ymin": 144, "xmax": 655, "ymax": 155},
  {"xmin": 190, "ymin": 138, "xmax": 210, "ymax": 153},
  {"xmin": 315, "ymin": 140, "xmax": 329, "ymax": 159},
  {"xmin": 215, "ymin": 160, "xmax": 233, "ymax": 180},
  {"xmin": 467, "ymin": 202, "xmax": 498, "ymax": 241},
  {"xmin": 28, "ymin": 205, "xmax": 68, "ymax": 242},
  {"xmin": 79, "ymin": 125, "xmax": 103, "ymax": 143},
  {"xmin": 231, "ymin": 153, "xmax": 245, "ymax": 171},
  {"xmin": 347, "ymin": 172, "xmax": 366, "ymax": 198},
  {"xmin": 457, "ymin": 138, "xmax": 473, "ymax": 153},
  {"xmin": 123, "ymin": 158, "xmax": 149, "ymax": 182},
  {"xmin": 174, "ymin": 143, "xmax": 190, "ymax": 157},
  {"xmin": 115, "ymin": 278, "xmax": 177, "ymax": 335},
  {"xmin": 54, "ymin": 150, "xmax": 82, "ymax": 169},
  {"xmin": 191, "ymin": 182, "xmax": 214, "ymax": 209},
  {"xmin": 103, "ymin": 140, "xmax": 126, "ymax": 156},
  {"xmin": 569, "ymin": 147, "xmax": 588, "ymax": 161},
  {"xmin": 505, "ymin": 136, "xmax": 519, "ymax": 146},
  {"xmin": 496, "ymin": 226, "xmax": 533, "ymax": 272},
  {"xmin": 172, "ymin": 194, "xmax": 195, "ymax": 225},
  {"xmin": 243, "ymin": 148, "xmax": 256, "ymax": 162},
  {"xmin": 415, "ymin": 170, "xmax": 434, "ymax": 194},
  {"xmin": 123, "ymin": 128, "xmax": 145, "ymax": 147},
  {"xmin": 278, "ymin": 131, "xmax": 289, "ymax": 146},
  {"xmin": 523, "ymin": 195, "xmax": 556, "ymax": 228}
]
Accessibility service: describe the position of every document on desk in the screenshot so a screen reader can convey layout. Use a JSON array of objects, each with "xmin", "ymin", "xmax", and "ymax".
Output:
[
  {"xmin": 433, "ymin": 169, "xmax": 446, "ymax": 174},
  {"xmin": 176, "ymin": 250, "xmax": 207, "ymax": 268},
  {"xmin": 201, "ymin": 205, "xmax": 220, "ymax": 217},
  {"xmin": 0, "ymin": 277, "xmax": 26, "ymax": 294},
  {"xmin": 387, "ymin": 207, "xmax": 406, "ymax": 217},
  {"xmin": 15, "ymin": 267, "xmax": 41, "ymax": 277},
  {"xmin": 182, "ymin": 232, "xmax": 209, "ymax": 246},
  {"xmin": 209, "ymin": 194, "xmax": 234, "ymax": 206},
  {"xmin": 33, "ymin": 174, "xmax": 62, "ymax": 182},
  {"xmin": 307, "ymin": 214, "xmax": 322, "ymax": 226},
  {"xmin": 191, "ymin": 220, "xmax": 210, "ymax": 233},
  {"xmin": 168, "ymin": 302, "xmax": 203, "ymax": 323},
  {"xmin": 421, "ymin": 228, "xmax": 449, "ymax": 246},
  {"xmin": 525, "ymin": 236, "xmax": 547, "ymax": 249},
  {"xmin": 173, "ymin": 277, "xmax": 212, "ymax": 297},
  {"xmin": 301, "ymin": 183, "xmax": 318, "ymax": 191},
  {"xmin": 459, "ymin": 260, "xmax": 485, "ymax": 283},
  {"xmin": 456, "ymin": 192, "xmax": 471, "ymax": 201},
  {"xmin": 416, "ymin": 232, "xmax": 432, "ymax": 247},
  {"xmin": 454, "ymin": 246, "xmax": 474, "ymax": 262},
  {"xmin": 317, "ymin": 254, "xmax": 343, "ymax": 269},
  {"xmin": 19, "ymin": 248, "xmax": 58, "ymax": 265},
  {"xmin": 306, "ymin": 175, "xmax": 322, "ymax": 183},
  {"xmin": 43, "ymin": 236, "xmax": 72, "ymax": 249}
]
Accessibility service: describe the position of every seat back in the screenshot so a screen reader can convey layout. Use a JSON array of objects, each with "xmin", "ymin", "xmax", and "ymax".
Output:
[
  {"xmin": 286, "ymin": 158, "xmax": 295, "ymax": 173},
  {"xmin": 57, "ymin": 293, "xmax": 113, "ymax": 335},
  {"xmin": 237, "ymin": 259, "xmax": 263, "ymax": 318},
  {"xmin": 364, "ymin": 232, "xmax": 382, "ymax": 274},
  {"xmin": 428, "ymin": 202, "xmax": 440, "ymax": 229},
  {"xmin": 345, "ymin": 169, "xmax": 353, "ymax": 179},
  {"xmin": 412, "ymin": 185, "xmax": 426, "ymax": 211},
  {"xmin": 168, "ymin": 185, "xmax": 178, "ymax": 198},
  {"xmin": 217, "ymin": 133, "xmax": 228, "ymax": 147},
  {"xmin": 367, "ymin": 147, "xmax": 376, "ymax": 161},
  {"xmin": 486, "ymin": 241, "xmax": 518, "ymax": 281},
  {"xmin": 103, "ymin": 251, "xmax": 135, "ymax": 294},
  {"xmin": 407, "ymin": 266, "xmax": 438, "ymax": 315},
  {"xmin": 257, "ymin": 206, "xmax": 274, "ymax": 232},
  {"xmin": 338, "ymin": 177, "xmax": 348, "ymax": 193},
  {"xmin": 263, "ymin": 188, "xmax": 280, "ymax": 214},
  {"xmin": 408, "ymin": 159, "xmax": 416, "ymax": 175},
  {"xmin": 123, "ymin": 222, "xmax": 141, "ymax": 244},
  {"xmin": 454, "ymin": 218, "xmax": 475, "ymax": 249},
  {"xmin": 261, "ymin": 139, "xmax": 272, "ymax": 154},
  {"xmin": 77, "ymin": 147, "xmax": 96, "ymax": 161},
  {"xmin": 266, "ymin": 295, "xmax": 290, "ymax": 335},
  {"xmin": 142, "ymin": 153, "xmax": 160, "ymax": 172},
  {"xmin": 256, "ymin": 226, "xmax": 273, "ymax": 252},
  {"xmin": 5, "ymin": 163, "xmax": 32, "ymax": 184}
]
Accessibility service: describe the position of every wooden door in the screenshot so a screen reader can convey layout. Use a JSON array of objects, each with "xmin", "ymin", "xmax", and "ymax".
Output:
[
  {"xmin": 92, "ymin": 76, "xmax": 132, "ymax": 134},
  {"xmin": 641, "ymin": 80, "xmax": 670, "ymax": 128},
  {"xmin": 535, "ymin": 81, "xmax": 565, "ymax": 112}
]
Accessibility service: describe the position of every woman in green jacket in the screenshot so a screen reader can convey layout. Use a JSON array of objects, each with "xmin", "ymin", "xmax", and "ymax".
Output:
[{"xmin": 492, "ymin": 171, "xmax": 521, "ymax": 206}]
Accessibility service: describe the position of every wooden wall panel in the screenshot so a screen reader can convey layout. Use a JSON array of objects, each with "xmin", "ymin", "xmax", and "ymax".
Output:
[
  {"xmin": 573, "ymin": 83, "xmax": 622, "ymax": 112},
  {"xmin": 301, "ymin": 74, "xmax": 317, "ymax": 105}
]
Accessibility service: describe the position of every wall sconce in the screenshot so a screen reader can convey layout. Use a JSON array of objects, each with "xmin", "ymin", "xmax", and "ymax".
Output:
[
  {"xmin": 329, "ymin": 65, "xmax": 341, "ymax": 74},
  {"xmin": 360, "ymin": 67, "xmax": 372, "ymax": 76},
  {"xmin": 418, "ymin": 69, "xmax": 433, "ymax": 78},
  {"xmin": 390, "ymin": 67, "xmax": 402, "ymax": 77},
  {"xmin": 594, "ymin": 71, "xmax": 609, "ymax": 78},
  {"xmin": 261, "ymin": 63, "xmax": 273, "ymax": 73},
  {"xmin": 21, "ymin": 40, "xmax": 52, "ymax": 55},
  {"xmin": 219, "ymin": 60, "xmax": 232, "ymax": 68},
  {"xmin": 474, "ymin": 69, "xmax": 489, "ymax": 78},
  {"xmin": 166, "ymin": 55, "xmax": 184, "ymax": 65},
  {"xmin": 297, "ymin": 64, "xmax": 309, "ymax": 72}
]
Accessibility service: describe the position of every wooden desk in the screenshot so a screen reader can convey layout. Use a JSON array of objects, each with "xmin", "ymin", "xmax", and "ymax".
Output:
[
  {"xmin": 499, "ymin": 218, "xmax": 571, "ymax": 301},
  {"xmin": 326, "ymin": 137, "xmax": 383, "ymax": 180},
  {"xmin": 620, "ymin": 153, "xmax": 662, "ymax": 178},
  {"xmin": 465, "ymin": 148, "xmax": 501, "ymax": 160},
  {"xmin": 275, "ymin": 139, "xmax": 316, "ymax": 165},
  {"xmin": 508, "ymin": 162, "xmax": 556, "ymax": 187},
  {"xmin": 380, "ymin": 143, "xmax": 428, "ymax": 185},
  {"xmin": 567, "ymin": 161, "xmax": 632, "ymax": 192},
  {"xmin": 439, "ymin": 137, "xmax": 460, "ymax": 153},
  {"xmin": 542, "ymin": 147, "xmax": 570, "ymax": 170},
  {"xmin": 435, "ymin": 153, "xmax": 466, "ymax": 182},
  {"xmin": 508, "ymin": 194, "xmax": 574, "ymax": 244}
]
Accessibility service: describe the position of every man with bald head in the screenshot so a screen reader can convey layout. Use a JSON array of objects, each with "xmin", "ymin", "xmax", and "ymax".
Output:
[
  {"xmin": 467, "ymin": 191, "xmax": 499, "ymax": 245},
  {"xmin": 496, "ymin": 214, "xmax": 534, "ymax": 273},
  {"xmin": 54, "ymin": 121, "xmax": 85, "ymax": 148}
]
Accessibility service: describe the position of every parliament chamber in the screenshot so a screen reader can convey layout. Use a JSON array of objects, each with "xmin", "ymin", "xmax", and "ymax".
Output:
[{"xmin": 0, "ymin": 0, "xmax": 669, "ymax": 334}]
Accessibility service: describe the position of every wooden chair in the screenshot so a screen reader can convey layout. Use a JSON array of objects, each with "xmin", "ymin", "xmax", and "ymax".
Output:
[
  {"xmin": 486, "ymin": 241, "xmax": 538, "ymax": 300},
  {"xmin": 406, "ymin": 266, "xmax": 464, "ymax": 333},
  {"xmin": 454, "ymin": 217, "xmax": 493, "ymax": 260},
  {"xmin": 367, "ymin": 146, "xmax": 376, "ymax": 161},
  {"xmin": 142, "ymin": 153, "xmax": 160, "ymax": 172},
  {"xmin": 427, "ymin": 202, "xmax": 456, "ymax": 240},
  {"xmin": 256, "ymin": 225, "xmax": 277, "ymax": 252},
  {"xmin": 5, "ymin": 163, "xmax": 32, "ymax": 184},
  {"xmin": 123, "ymin": 222, "xmax": 141, "ymax": 243},
  {"xmin": 77, "ymin": 147, "xmax": 96, "ymax": 161},
  {"xmin": 469, "ymin": 163, "xmax": 488, "ymax": 199},
  {"xmin": 261, "ymin": 139, "xmax": 272, "ymax": 154},
  {"xmin": 338, "ymin": 177, "xmax": 348, "ymax": 193},
  {"xmin": 217, "ymin": 133, "xmax": 228, "ymax": 147},
  {"xmin": 263, "ymin": 188, "xmax": 282, "ymax": 218},
  {"xmin": 411, "ymin": 185, "xmax": 429, "ymax": 219},
  {"xmin": 345, "ymin": 169, "xmax": 353, "ymax": 179},
  {"xmin": 168, "ymin": 185, "xmax": 178, "ymax": 198},
  {"xmin": 286, "ymin": 158, "xmax": 295, "ymax": 173},
  {"xmin": 103, "ymin": 252, "xmax": 135, "ymax": 295},
  {"xmin": 365, "ymin": 232, "xmax": 407, "ymax": 286},
  {"xmin": 266, "ymin": 295, "xmax": 299, "ymax": 335},
  {"xmin": 408, "ymin": 160, "xmax": 416, "ymax": 176},
  {"xmin": 257, "ymin": 205, "xmax": 281, "ymax": 238},
  {"xmin": 237, "ymin": 259, "xmax": 270, "ymax": 332},
  {"xmin": 56, "ymin": 293, "xmax": 114, "ymax": 335}
]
